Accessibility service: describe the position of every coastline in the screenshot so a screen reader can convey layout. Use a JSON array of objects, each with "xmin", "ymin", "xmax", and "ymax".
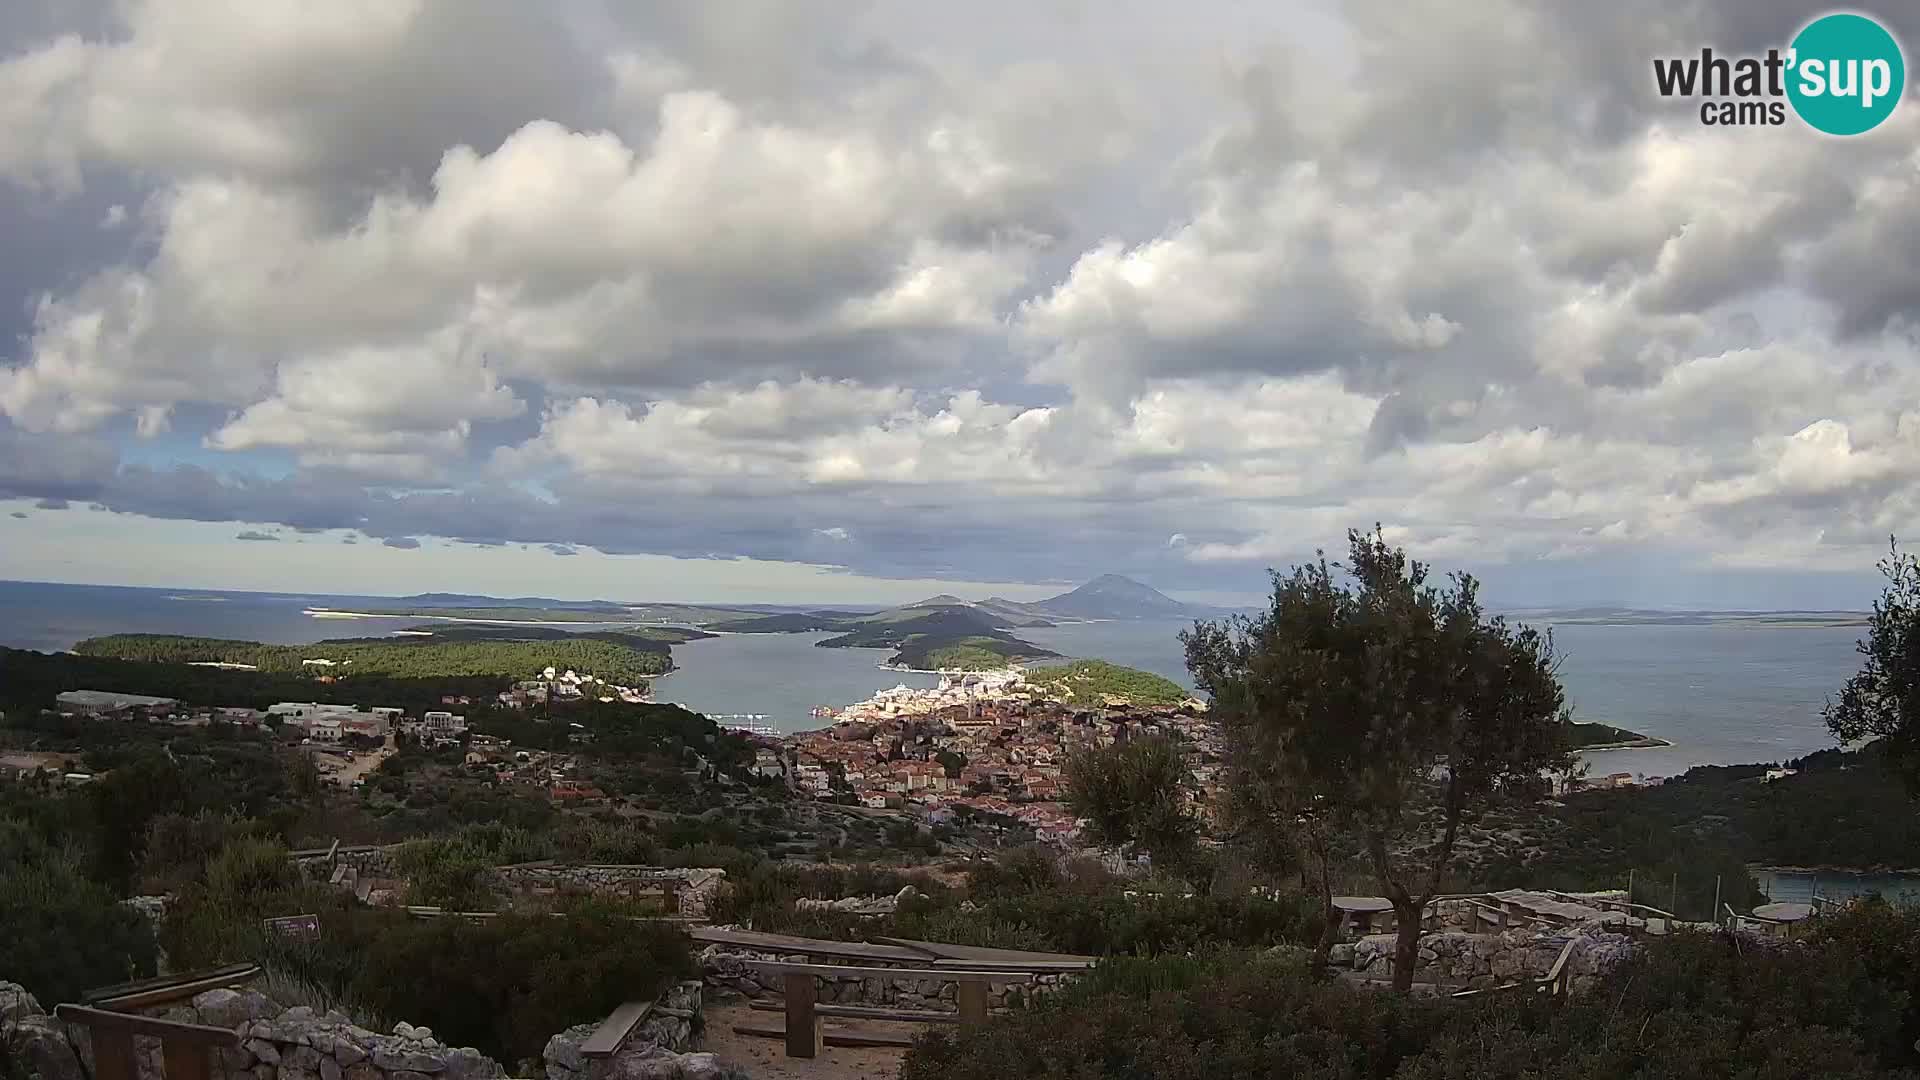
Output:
[{"xmin": 303, "ymin": 608, "xmax": 635, "ymax": 628}]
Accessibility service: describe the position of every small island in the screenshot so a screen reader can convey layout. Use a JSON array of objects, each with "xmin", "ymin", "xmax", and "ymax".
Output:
[
  {"xmin": 1568, "ymin": 720, "xmax": 1672, "ymax": 751},
  {"xmin": 1021, "ymin": 659, "xmax": 1190, "ymax": 707}
]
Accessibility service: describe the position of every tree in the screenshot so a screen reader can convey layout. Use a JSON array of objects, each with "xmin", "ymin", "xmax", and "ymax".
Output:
[
  {"xmin": 1064, "ymin": 737, "xmax": 1200, "ymax": 877},
  {"xmin": 1183, "ymin": 527, "xmax": 1571, "ymax": 990},
  {"xmin": 1826, "ymin": 536, "xmax": 1920, "ymax": 792}
]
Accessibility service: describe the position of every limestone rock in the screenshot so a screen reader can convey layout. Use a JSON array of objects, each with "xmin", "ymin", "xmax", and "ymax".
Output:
[
  {"xmin": 245, "ymin": 1040, "xmax": 283, "ymax": 1065},
  {"xmin": 11, "ymin": 1014, "xmax": 86, "ymax": 1080},
  {"xmin": 1, "ymin": 982, "xmax": 46, "ymax": 1022}
]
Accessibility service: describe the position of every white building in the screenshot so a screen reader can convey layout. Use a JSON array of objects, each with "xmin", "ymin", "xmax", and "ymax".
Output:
[
  {"xmin": 422, "ymin": 710, "xmax": 468, "ymax": 733},
  {"xmin": 56, "ymin": 690, "xmax": 179, "ymax": 715},
  {"xmin": 269, "ymin": 702, "xmax": 360, "ymax": 720},
  {"xmin": 308, "ymin": 719, "xmax": 343, "ymax": 741}
]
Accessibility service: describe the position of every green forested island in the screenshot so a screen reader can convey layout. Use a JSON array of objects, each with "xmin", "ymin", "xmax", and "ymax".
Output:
[
  {"xmin": 1566, "ymin": 721, "xmax": 1669, "ymax": 749},
  {"xmin": 1023, "ymin": 660, "xmax": 1190, "ymax": 706},
  {"xmin": 814, "ymin": 606, "xmax": 1061, "ymax": 670},
  {"xmin": 71, "ymin": 632, "xmax": 671, "ymax": 684}
]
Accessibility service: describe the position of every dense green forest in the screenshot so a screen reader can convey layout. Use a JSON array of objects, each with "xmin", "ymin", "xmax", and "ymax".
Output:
[
  {"xmin": 1475, "ymin": 742, "xmax": 1920, "ymax": 917},
  {"xmin": 1024, "ymin": 660, "xmax": 1190, "ymax": 706},
  {"xmin": 0, "ymin": 647, "xmax": 512, "ymax": 716},
  {"xmin": 71, "ymin": 633, "xmax": 671, "ymax": 683},
  {"xmin": 1566, "ymin": 721, "xmax": 1664, "ymax": 748}
]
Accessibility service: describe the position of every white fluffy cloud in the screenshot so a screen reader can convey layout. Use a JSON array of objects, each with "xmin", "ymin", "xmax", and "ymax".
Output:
[{"xmin": 1, "ymin": 0, "xmax": 1918, "ymax": 602}]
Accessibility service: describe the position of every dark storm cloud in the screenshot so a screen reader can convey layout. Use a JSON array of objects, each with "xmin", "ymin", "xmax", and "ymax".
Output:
[
  {"xmin": 234, "ymin": 530, "xmax": 278, "ymax": 541},
  {"xmin": 381, "ymin": 537, "xmax": 421, "ymax": 550}
]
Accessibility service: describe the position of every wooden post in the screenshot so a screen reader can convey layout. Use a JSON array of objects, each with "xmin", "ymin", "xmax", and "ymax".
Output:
[
  {"xmin": 1712, "ymin": 876, "xmax": 1722, "ymax": 926},
  {"xmin": 783, "ymin": 972, "xmax": 821, "ymax": 1059},
  {"xmin": 659, "ymin": 879, "xmax": 680, "ymax": 916},
  {"xmin": 1627, "ymin": 869, "xmax": 1634, "ymax": 906},
  {"xmin": 91, "ymin": 1025, "xmax": 139, "ymax": 1080},
  {"xmin": 957, "ymin": 979, "xmax": 989, "ymax": 1027},
  {"xmin": 1669, "ymin": 874, "xmax": 1678, "ymax": 917},
  {"xmin": 163, "ymin": 1040, "xmax": 214, "ymax": 1080}
]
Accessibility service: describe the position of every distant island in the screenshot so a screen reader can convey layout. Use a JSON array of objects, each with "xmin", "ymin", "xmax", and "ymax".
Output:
[
  {"xmin": 1508, "ymin": 607, "xmax": 1868, "ymax": 628},
  {"xmin": 699, "ymin": 574, "xmax": 1205, "ymax": 671},
  {"xmin": 1568, "ymin": 720, "xmax": 1671, "ymax": 751}
]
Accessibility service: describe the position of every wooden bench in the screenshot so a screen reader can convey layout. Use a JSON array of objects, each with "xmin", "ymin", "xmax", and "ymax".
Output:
[
  {"xmin": 54, "ymin": 1005, "xmax": 240, "ymax": 1080},
  {"xmin": 578, "ymin": 1000, "xmax": 655, "ymax": 1059},
  {"xmin": 736, "ymin": 961, "xmax": 1035, "ymax": 1059}
]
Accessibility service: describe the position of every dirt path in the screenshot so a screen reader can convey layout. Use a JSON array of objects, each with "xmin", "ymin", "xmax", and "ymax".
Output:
[{"xmin": 699, "ymin": 1003, "xmax": 916, "ymax": 1080}]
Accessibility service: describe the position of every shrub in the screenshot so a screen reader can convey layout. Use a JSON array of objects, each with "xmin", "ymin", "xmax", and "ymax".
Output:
[
  {"xmin": 351, "ymin": 905, "xmax": 694, "ymax": 1066},
  {"xmin": 0, "ymin": 819, "xmax": 157, "ymax": 1003},
  {"xmin": 904, "ymin": 951, "xmax": 1447, "ymax": 1080}
]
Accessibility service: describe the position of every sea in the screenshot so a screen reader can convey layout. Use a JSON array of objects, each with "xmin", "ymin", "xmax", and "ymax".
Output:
[{"xmin": 2, "ymin": 579, "xmax": 1911, "ymax": 902}]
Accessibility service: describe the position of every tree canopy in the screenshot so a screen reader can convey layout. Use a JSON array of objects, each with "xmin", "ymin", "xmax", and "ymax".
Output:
[
  {"xmin": 1064, "ymin": 736, "xmax": 1200, "ymax": 876},
  {"xmin": 1826, "ymin": 537, "xmax": 1920, "ymax": 792},
  {"xmin": 1182, "ymin": 527, "xmax": 1571, "ymax": 989}
]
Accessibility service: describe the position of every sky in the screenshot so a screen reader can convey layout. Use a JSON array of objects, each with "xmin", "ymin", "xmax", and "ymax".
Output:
[{"xmin": 2, "ymin": 0, "xmax": 1918, "ymax": 609}]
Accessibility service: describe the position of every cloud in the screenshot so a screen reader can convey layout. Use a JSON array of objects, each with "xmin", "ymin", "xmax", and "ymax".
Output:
[
  {"xmin": 544, "ymin": 543, "xmax": 577, "ymax": 556},
  {"xmin": 381, "ymin": 536, "xmax": 421, "ymax": 550},
  {"xmin": 1, "ymin": 0, "xmax": 1919, "ymax": 605},
  {"xmin": 10, "ymin": 511, "xmax": 26, "ymax": 518},
  {"xmin": 234, "ymin": 529, "xmax": 277, "ymax": 541},
  {"xmin": 35, "ymin": 497, "xmax": 69, "ymax": 509}
]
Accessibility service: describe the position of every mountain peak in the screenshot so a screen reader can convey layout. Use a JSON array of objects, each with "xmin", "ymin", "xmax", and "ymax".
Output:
[
  {"xmin": 910, "ymin": 593, "xmax": 969, "ymax": 607},
  {"xmin": 1033, "ymin": 575, "xmax": 1195, "ymax": 620}
]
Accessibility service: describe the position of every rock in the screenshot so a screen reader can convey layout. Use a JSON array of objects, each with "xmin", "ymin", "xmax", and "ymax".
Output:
[
  {"xmin": 283, "ymin": 1045, "xmax": 322, "ymax": 1072},
  {"xmin": 412, "ymin": 1027, "xmax": 434, "ymax": 1042},
  {"xmin": 393, "ymin": 1023, "xmax": 418, "ymax": 1039},
  {"xmin": 320, "ymin": 1059, "xmax": 342, "ymax": 1080},
  {"xmin": 281, "ymin": 1007, "xmax": 318, "ymax": 1025},
  {"xmin": 245, "ymin": 1040, "xmax": 283, "ymax": 1065},
  {"xmin": 442, "ymin": 1046, "xmax": 503, "ymax": 1080},
  {"xmin": 373, "ymin": 1046, "xmax": 447, "ymax": 1073},
  {"xmin": 333, "ymin": 1039, "xmax": 368, "ymax": 1067},
  {"xmin": 343, "ymin": 1065, "xmax": 381, "ymax": 1080},
  {"xmin": 391, "ymin": 1071, "xmax": 437, "ymax": 1080},
  {"xmin": 11, "ymin": 1014, "xmax": 86, "ymax": 1080},
  {"xmin": 252, "ymin": 1065, "xmax": 277, "ymax": 1080},
  {"xmin": 542, "ymin": 1024, "xmax": 594, "ymax": 1074},
  {"xmin": 1329, "ymin": 943, "xmax": 1356, "ymax": 967},
  {"xmin": 1, "ymin": 982, "xmax": 45, "ymax": 1021},
  {"xmin": 677, "ymin": 1053, "xmax": 726, "ymax": 1080}
]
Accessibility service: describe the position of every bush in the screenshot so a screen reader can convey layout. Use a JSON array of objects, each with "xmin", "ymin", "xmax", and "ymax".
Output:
[
  {"xmin": 904, "ymin": 951, "xmax": 1447, "ymax": 1080},
  {"xmin": 0, "ymin": 819, "xmax": 157, "ymax": 1003},
  {"xmin": 351, "ymin": 905, "xmax": 694, "ymax": 1066},
  {"xmin": 906, "ymin": 907, "xmax": 1920, "ymax": 1080}
]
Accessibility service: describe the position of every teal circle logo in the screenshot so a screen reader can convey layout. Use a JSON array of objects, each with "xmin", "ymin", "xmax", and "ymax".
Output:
[{"xmin": 1786, "ymin": 12, "xmax": 1905, "ymax": 135}]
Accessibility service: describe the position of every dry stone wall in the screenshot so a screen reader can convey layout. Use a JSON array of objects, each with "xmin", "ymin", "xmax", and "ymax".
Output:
[
  {"xmin": 1330, "ymin": 926, "xmax": 1634, "ymax": 993},
  {"xmin": 0, "ymin": 982, "xmax": 506, "ymax": 1080},
  {"xmin": 698, "ymin": 943, "xmax": 1069, "ymax": 1013},
  {"xmin": 291, "ymin": 848, "xmax": 726, "ymax": 920}
]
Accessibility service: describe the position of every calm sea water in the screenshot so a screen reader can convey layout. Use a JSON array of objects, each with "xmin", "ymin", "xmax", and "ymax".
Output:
[{"xmin": 0, "ymin": 581, "xmax": 1868, "ymax": 774}]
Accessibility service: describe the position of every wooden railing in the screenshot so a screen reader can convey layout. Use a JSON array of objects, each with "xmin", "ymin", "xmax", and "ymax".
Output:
[
  {"xmin": 83, "ymin": 964, "xmax": 262, "ymax": 1011},
  {"xmin": 734, "ymin": 962, "xmax": 1036, "ymax": 1059},
  {"xmin": 53, "ymin": 1005, "xmax": 239, "ymax": 1080}
]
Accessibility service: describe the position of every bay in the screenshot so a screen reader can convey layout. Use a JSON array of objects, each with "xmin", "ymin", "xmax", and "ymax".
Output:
[{"xmin": 0, "ymin": 581, "xmax": 1871, "ymax": 775}]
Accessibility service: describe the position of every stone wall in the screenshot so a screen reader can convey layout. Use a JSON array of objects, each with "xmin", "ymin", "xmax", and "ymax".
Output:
[
  {"xmin": 291, "ymin": 848, "xmax": 726, "ymax": 920},
  {"xmin": 698, "ymin": 944, "xmax": 1070, "ymax": 1013},
  {"xmin": 542, "ymin": 982, "xmax": 740, "ymax": 1080},
  {"xmin": 293, "ymin": 846, "xmax": 398, "ymax": 881},
  {"xmin": 0, "ymin": 982, "xmax": 506, "ymax": 1080},
  {"xmin": 1330, "ymin": 926, "xmax": 1634, "ymax": 994},
  {"xmin": 494, "ymin": 866, "xmax": 726, "ymax": 921}
]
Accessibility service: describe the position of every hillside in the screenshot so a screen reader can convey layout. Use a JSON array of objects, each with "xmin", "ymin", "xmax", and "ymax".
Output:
[
  {"xmin": 1023, "ymin": 660, "xmax": 1190, "ymax": 706},
  {"xmin": 70, "ymin": 632, "xmax": 672, "ymax": 683}
]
